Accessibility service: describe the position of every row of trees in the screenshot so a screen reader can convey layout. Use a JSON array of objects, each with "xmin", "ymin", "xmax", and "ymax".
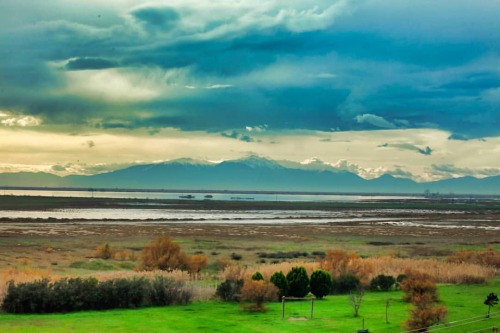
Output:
[{"xmin": 216, "ymin": 264, "xmax": 406, "ymax": 313}]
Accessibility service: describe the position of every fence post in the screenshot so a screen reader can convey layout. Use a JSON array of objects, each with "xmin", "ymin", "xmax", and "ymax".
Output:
[
  {"xmin": 282, "ymin": 296, "xmax": 285, "ymax": 319},
  {"xmin": 310, "ymin": 297, "xmax": 314, "ymax": 319}
]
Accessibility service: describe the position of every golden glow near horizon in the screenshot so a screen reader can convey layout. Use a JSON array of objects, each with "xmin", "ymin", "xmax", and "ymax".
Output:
[{"xmin": 0, "ymin": 126, "xmax": 498, "ymax": 182}]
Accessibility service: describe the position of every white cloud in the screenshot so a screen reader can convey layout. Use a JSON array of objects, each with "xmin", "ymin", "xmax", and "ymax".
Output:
[
  {"xmin": 1, "ymin": 115, "xmax": 42, "ymax": 127},
  {"xmin": 205, "ymin": 84, "xmax": 233, "ymax": 89},
  {"xmin": 355, "ymin": 114, "xmax": 397, "ymax": 129},
  {"xmin": 314, "ymin": 73, "xmax": 338, "ymax": 79},
  {"xmin": 246, "ymin": 125, "xmax": 267, "ymax": 132}
]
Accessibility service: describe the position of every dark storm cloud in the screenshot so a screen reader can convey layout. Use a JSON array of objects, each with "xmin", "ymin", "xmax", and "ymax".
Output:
[
  {"xmin": 131, "ymin": 6, "xmax": 180, "ymax": 30},
  {"xmin": 429, "ymin": 164, "xmax": 500, "ymax": 178},
  {"xmin": 129, "ymin": 87, "xmax": 350, "ymax": 132},
  {"xmin": 0, "ymin": 0, "xmax": 498, "ymax": 138}
]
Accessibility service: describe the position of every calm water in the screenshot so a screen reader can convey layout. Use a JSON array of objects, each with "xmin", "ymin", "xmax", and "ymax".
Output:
[
  {"xmin": 1, "ymin": 189, "xmax": 423, "ymax": 202},
  {"xmin": 0, "ymin": 208, "xmax": 496, "ymax": 231}
]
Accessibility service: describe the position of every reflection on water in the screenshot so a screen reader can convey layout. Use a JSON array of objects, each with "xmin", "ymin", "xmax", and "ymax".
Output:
[
  {"xmin": 0, "ymin": 207, "xmax": 495, "ymax": 231},
  {"xmin": 0, "ymin": 208, "xmax": 377, "ymax": 222}
]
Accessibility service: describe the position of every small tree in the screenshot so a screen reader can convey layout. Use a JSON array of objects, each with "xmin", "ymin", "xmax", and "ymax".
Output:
[
  {"xmin": 240, "ymin": 280, "xmax": 278, "ymax": 311},
  {"xmin": 405, "ymin": 293, "xmax": 447, "ymax": 332},
  {"xmin": 270, "ymin": 271, "xmax": 289, "ymax": 299},
  {"xmin": 484, "ymin": 293, "xmax": 499, "ymax": 318},
  {"xmin": 310, "ymin": 269, "xmax": 332, "ymax": 299},
  {"xmin": 400, "ymin": 271, "xmax": 438, "ymax": 303},
  {"xmin": 252, "ymin": 271, "xmax": 264, "ymax": 281},
  {"xmin": 402, "ymin": 271, "xmax": 447, "ymax": 332},
  {"xmin": 286, "ymin": 266, "xmax": 310, "ymax": 298},
  {"xmin": 349, "ymin": 286, "xmax": 364, "ymax": 317}
]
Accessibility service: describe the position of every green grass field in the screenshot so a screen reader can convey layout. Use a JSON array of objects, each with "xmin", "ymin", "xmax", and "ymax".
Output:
[{"xmin": 1, "ymin": 280, "xmax": 498, "ymax": 333}]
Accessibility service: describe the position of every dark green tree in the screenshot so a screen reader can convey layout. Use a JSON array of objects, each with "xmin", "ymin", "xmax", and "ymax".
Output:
[
  {"xmin": 484, "ymin": 293, "xmax": 499, "ymax": 318},
  {"xmin": 310, "ymin": 269, "xmax": 332, "ymax": 299},
  {"xmin": 251, "ymin": 271, "xmax": 264, "ymax": 281},
  {"xmin": 286, "ymin": 266, "xmax": 310, "ymax": 298},
  {"xmin": 270, "ymin": 271, "xmax": 289, "ymax": 299}
]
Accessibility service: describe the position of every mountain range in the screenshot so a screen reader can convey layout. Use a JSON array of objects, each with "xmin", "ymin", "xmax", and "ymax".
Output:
[{"xmin": 0, "ymin": 156, "xmax": 498, "ymax": 195}]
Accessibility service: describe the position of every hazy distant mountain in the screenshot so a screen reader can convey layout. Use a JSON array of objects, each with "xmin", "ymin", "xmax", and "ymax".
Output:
[{"xmin": 0, "ymin": 157, "xmax": 498, "ymax": 195}]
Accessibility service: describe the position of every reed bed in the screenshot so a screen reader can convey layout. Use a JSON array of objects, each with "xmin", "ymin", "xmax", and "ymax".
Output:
[{"xmin": 362, "ymin": 256, "xmax": 496, "ymax": 284}]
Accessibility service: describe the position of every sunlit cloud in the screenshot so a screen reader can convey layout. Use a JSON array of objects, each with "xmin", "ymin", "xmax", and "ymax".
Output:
[{"xmin": 0, "ymin": 112, "xmax": 42, "ymax": 127}]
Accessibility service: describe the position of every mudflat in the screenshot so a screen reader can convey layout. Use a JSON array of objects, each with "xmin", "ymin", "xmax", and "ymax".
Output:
[{"xmin": 0, "ymin": 195, "xmax": 498, "ymax": 274}]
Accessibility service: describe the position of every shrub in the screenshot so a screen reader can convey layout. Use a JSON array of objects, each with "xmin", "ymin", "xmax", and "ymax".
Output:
[
  {"xmin": 1, "ymin": 278, "xmax": 52, "ymax": 313},
  {"xmin": 310, "ymin": 269, "xmax": 332, "ymax": 299},
  {"xmin": 93, "ymin": 244, "xmax": 112, "ymax": 260},
  {"xmin": 286, "ymin": 266, "xmax": 310, "ymax": 298},
  {"xmin": 240, "ymin": 280, "xmax": 278, "ymax": 311},
  {"xmin": 258, "ymin": 251, "xmax": 309, "ymax": 259},
  {"xmin": 139, "ymin": 236, "xmax": 190, "ymax": 271},
  {"xmin": 1, "ymin": 276, "xmax": 192, "ymax": 314},
  {"xmin": 188, "ymin": 254, "xmax": 208, "ymax": 276},
  {"xmin": 400, "ymin": 271, "xmax": 438, "ymax": 303},
  {"xmin": 370, "ymin": 274, "xmax": 396, "ymax": 291},
  {"xmin": 219, "ymin": 264, "xmax": 246, "ymax": 281},
  {"xmin": 270, "ymin": 271, "xmax": 289, "ymax": 299},
  {"xmin": 148, "ymin": 276, "xmax": 192, "ymax": 306},
  {"xmin": 113, "ymin": 250, "xmax": 137, "ymax": 261},
  {"xmin": 331, "ymin": 274, "xmax": 360, "ymax": 294},
  {"xmin": 216, "ymin": 279, "xmax": 243, "ymax": 302},
  {"xmin": 230, "ymin": 253, "xmax": 242, "ymax": 261},
  {"xmin": 252, "ymin": 271, "xmax": 264, "ymax": 281}
]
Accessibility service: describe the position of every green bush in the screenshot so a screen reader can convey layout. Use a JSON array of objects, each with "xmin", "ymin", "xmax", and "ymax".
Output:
[
  {"xmin": 331, "ymin": 274, "xmax": 360, "ymax": 294},
  {"xmin": 1, "ymin": 276, "xmax": 192, "ymax": 314},
  {"xmin": 215, "ymin": 279, "xmax": 243, "ymax": 302},
  {"xmin": 149, "ymin": 276, "xmax": 192, "ymax": 306},
  {"xmin": 252, "ymin": 272, "xmax": 264, "ymax": 281},
  {"xmin": 370, "ymin": 274, "xmax": 396, "ymax": 291},
  {"xmin": 310, "ymin": 269, "xmax": 332, "ymax": 299},
  {"xmin": 270, "ymin": 271, "xmax": 289, "ymax": 299},
  {"xmin": 286, "ymin": 266, "xmax": 310, "ymax": 298}
]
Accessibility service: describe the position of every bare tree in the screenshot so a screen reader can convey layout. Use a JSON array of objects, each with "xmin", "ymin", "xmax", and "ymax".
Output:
[{"xmin": 349, "ymin": 286, "xmax": 364, "ymax": 317}]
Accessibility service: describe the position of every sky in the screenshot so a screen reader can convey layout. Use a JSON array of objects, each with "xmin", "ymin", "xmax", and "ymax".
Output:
[{"xmin": 0, "ymin": 0, "xmax": 499, "ymax": 182}]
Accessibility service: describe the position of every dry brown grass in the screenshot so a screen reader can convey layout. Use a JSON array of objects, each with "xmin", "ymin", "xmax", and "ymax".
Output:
[
  {"xmin": 363, "ymin": 256, "xmax": 496, "ymax": 284},
  {"xmin": 447, "ymin": 248, "xmax": 500, "ymax": 269},
  {"xmin": 219, "ymin": 261, "xmax": 319, "ymax": 282},
  {"xmin": 89, "ymin": 269, "xmax": 192, "ymax": 282},
  {"xmin": 113, "ymin": 250, "xmax": 137, "ymax": 261},
  {"xmin": 0, "ymin": 266, "xmax": 57, "ymax": 304}
]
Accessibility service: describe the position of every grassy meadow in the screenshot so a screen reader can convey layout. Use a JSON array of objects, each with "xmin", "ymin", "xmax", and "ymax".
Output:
[{"xmin": 1, "ymin": 280, "xmax": 499, "ymax": 333}]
